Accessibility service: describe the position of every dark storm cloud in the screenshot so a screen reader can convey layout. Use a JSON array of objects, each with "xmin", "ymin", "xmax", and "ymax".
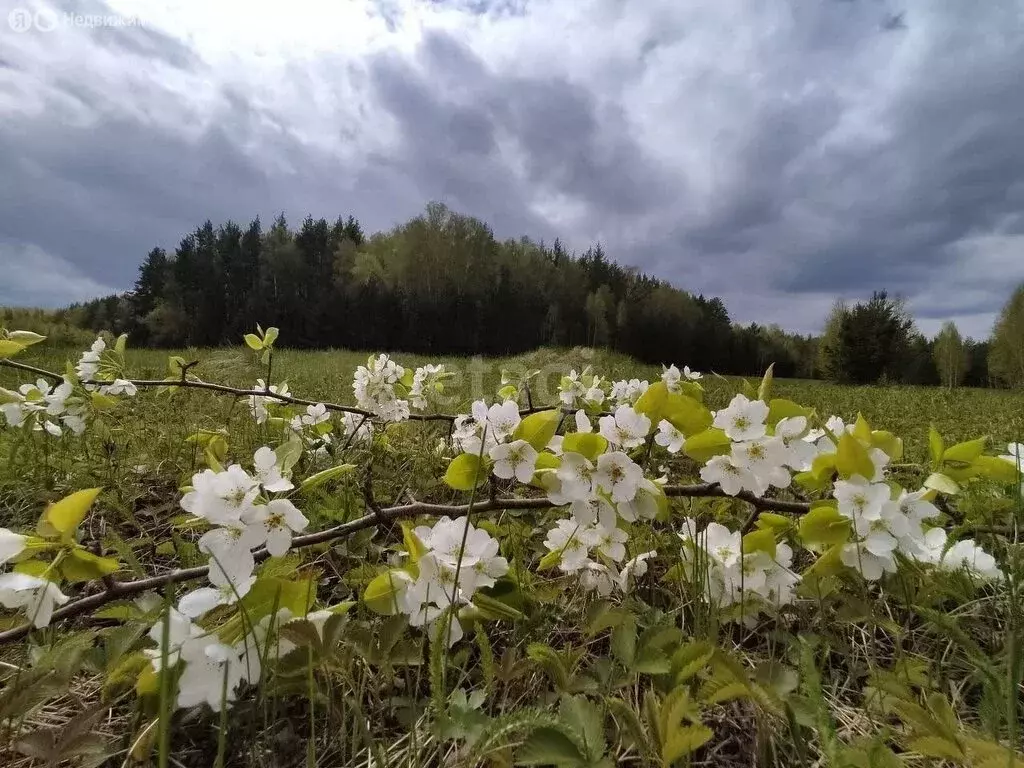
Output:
[
  {"xmin": 364, "ymin": 29, "xmax": 674, "ymax": 238},
  {"xmin": 1, "ymin": 0, "xmax": 1023, "ymax": 339}
]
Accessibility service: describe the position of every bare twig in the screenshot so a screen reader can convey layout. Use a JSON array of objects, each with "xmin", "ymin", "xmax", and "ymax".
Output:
[
  {"xmin": 0, "ymin": 357, "xmax": 64, "ymax": 382},
  {"xmin": 0, "ymin": 359, "xmax": 564, "ymax": 423}
]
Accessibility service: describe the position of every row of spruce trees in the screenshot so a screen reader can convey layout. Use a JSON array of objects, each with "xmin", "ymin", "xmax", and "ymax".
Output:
[{"xmin": 51, "ymin": 203, "xmax": 1018, "ymax": 386}]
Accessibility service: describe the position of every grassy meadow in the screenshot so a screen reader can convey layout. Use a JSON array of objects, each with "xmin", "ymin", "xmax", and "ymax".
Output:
[
  {"xmin": 0, "ymin": 342, "xmax": 1022, "ymax": 767},
  {"xmin": 4, "ymin": 343, "xmax": 1023, "ymax": 485}
]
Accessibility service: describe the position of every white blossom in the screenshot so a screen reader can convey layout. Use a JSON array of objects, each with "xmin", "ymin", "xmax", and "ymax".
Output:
[
  {"xmin": 594, "ymin": 451, "xmax": 644, "ymax": 503},
  {"xmin": 342, "ymin": 412, "xmax": 374, "ymax": 445},
  {"xmin": 593, "ymin": 525, "xmax": 628, "ymax": 561},
  {"xmin": 489, "ymin": 439, "xmax": 538, "ymax": 483},
  {"xmin": 409, "ymin": 364, "xmax": 446, "ymax": 410},
  {"xmin": 180, "ymin": 465, "xmax": 260, "ymax": 528},
  {"xmin": 353, "ymin": 354, "xmax": 409, "ymax": 422},
  {"xmin": 618, "ymin": 551, "xmax": 656, "ymax": 592},
  {"xmin": 252, "ymin": 446, "xmax": 294, "ymax": 493},
  {"xmin": 556, "ymin": 453, "xmax": 596, "ymax": 502},
  {"xmin": 654, "ymin": 419, "xmax": 685, "ymax": 453},
  {"xmin": 700, "ymin": 455, "xmax": 763, "ymax": 497},
  {"xmin": 598, "ymin": 405, "xmax": 651, "ymax": 449},
  {"xmin": 713, "ymin": 394, "xmax": 768, "ymax": 441},
  {"xmin": 0, "ymin": 573, "xmax": 69, "ymax": 628},
  {"xmin": 608, "ymin": 378, "xmax": 649, "ymax": 406},
  {"xmin": 0, "ymin": 528, "xmax": 27, "ymax": 564},
  {"xmin": 486, "ymin": 400, "xmax": 521, "ymax": 443},
  {"xmin": 241, "ymin": 499, "xmax": 309, "ymax": 557},
  {"xmin": 579, "ymin": 561, "xmax": 617, "ymax": 596},
  {"xmin": 544, "ymin": 519, "xmax": 597, "ymax": 572}
]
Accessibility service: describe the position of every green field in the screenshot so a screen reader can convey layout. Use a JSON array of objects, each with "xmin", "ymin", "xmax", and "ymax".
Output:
[
  {"xmin": 0, "ymin": 342, "xmax": 1022, "ymax": 767},
  {"xmin": 4, "ymin": 343, "xmax": 1023, "ymax": 475}
]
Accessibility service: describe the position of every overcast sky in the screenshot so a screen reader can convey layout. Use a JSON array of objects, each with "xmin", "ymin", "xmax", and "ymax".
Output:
[{"xmin": 1, "ymin": 0, "xmax": 1022, "ymax": 338}]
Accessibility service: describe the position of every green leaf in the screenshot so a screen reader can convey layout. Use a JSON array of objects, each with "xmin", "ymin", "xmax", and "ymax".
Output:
[
  {"xmin": 852, "ymin": 413, "xmax": 872, "ymax": 443},
  {"xmin": 400, "ymin": 522, "xmax": 428, "ymax": 568},
  {"xmin": 678, "ymin": 381, "xmax": 704, "ymax": 402},
  {"xmin": 611, "ymin": 616, "xmax": 637, "ymax": 668},
  {"xmin": 663, "ymin": 725, "xmax": 713, "ymax": 763},
  {"xmin": 663, "ymin": 394, "xmax": 712, "ymax": 436},
  {"xmin": 0, "ymin": 339, "xmax": 27, "ymax": 359},
  {"xmin": 7, "ymin": 330, "xmax": 46, "ymax": 346},
  {"xmin": 973, "ymin": 455, "xmax": 1021, "ymax": 483},
  {"xmin": 923, "ymin": 472, "xmax": 960, "ymax": 495},
  {"xmin": 299, "ymin": 463, "xmax": 356, "ymax": 493},
  {"xmin": 470, "ymin": 591, "xmax": 524, "ymax": 621},
  {"xmin": 605, "ymin": 697, "xmax": 650, "ymax": 753},
  {"xmin": 754, "ymin": 513, "xmax": 794, "ymax": 535},
  {"xmin": 38, "ymin": 488, "xmax": 102, "ymax": 540},
  {"xmin": 634, "ymin": 381, "xmax": 669, "ymax": 424},
  {"xmin": 835, "ymin": 433, "xmax": 875, "ymax": 480},
  {"xmin": 798, "ymin": 505, "xmax": 851, "ymax": 550},
  {"xmin": 444, "ymin": 453, "xmax": 487, "ymax": 491},
  {"xmin": 243, "ymin": 333, "xmax": 263, "ymax": 350},
  {"xmin": 537, "ymin": 549, "xmax": 563, "ymax": 572},
  {"xmin": 514, "ymin": 410, "xmax": 560, "ymax": 451},
  {"xmin": 60, "ymin": 549, "xmax": 120, "ymax": 583},
  {"xmin": 559, "ymin": 695, "xmax": 606, "ymax": 761},
  {"xmin": 527, "ymin": 643, "xmax": 576, "ymax": 691},
  {"xmin": 363, "ymin": 569, "xmax": 410, "ymax": 615},
  {"xmin": 742, "ymin": 529, "xmax": 776, "ymax": 559},
  {"xmin": 262, "ymin": 327, "xmax": 279, "ymax": 346},
  {"xmin": 561, "ymin": 432, "xmax": 608, "ymax": 462},
  {"xmin": 239, "ymin": 576, "xmax": 317, "ymax": 625},
  {"xmin": 633, "ymin": 647, "xmax": 672, "ymax": 676},
  {"xmin": 683, "ymin": 428, "xmax": 731, "ymax": 463},
  {"xmin": 869, "ymin": 430, "xmax": 904, "ymax": 461},
  {"xmin": 928, "ymin": 426, "xmax": 944, "ymax": 469},
  {"xmin": 516, "ymin": 727, "xmax": 585, "ymax": 766},
  {"xmin": 757, "ymin": 363, "xmax": 774, "ymax": 402},
  {"xmin": 275, "ymin": 437, "xmax": 303, "ymax": 475},
  {"xmin": 799, "ymin": 543, "xmax": 847, "ymax": 583},
  {"xmin": 671, "ymin": 642, "xmax": 715, "ymax": 684},
  {"xmin": 766, "ymin": 399, "xmax": 811, "ymax": 427},
  {"xmin": 942, "ymin": 437, "xmax": 987, "ymax": 464},
  {"xmin": 89, "ymin": 392, "xmax": 118, "ymax": 410}
]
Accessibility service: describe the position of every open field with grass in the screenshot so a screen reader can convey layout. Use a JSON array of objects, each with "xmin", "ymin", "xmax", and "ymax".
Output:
[
  {"xmin": 0, "ymin": 340, "xmax": 1022, "ymax": 767},
  {"xmin": 4, "ymin": 344, "xmax": 1023, "ymax": 488}
]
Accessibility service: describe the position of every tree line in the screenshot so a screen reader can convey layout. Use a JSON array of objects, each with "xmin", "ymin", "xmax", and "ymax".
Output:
[
  {"xmin": 23, "ymin": 203, "xmax": 1024, "ymax": 388},
  {"xmin": 56, "ymin": 203, "xmax": 819, "ymax": 377}
]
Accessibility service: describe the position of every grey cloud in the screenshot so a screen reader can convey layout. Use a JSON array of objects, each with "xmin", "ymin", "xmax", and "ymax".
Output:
[{"xmin": 1, "ymin": 0, "xmax": 1023, "ymax": 340}]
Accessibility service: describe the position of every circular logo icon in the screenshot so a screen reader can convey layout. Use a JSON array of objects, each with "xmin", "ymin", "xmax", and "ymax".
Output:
[
  {"xmin": 33, "ymin": 7, "xmax": 58, "ymax": 32},
  {"xmin": 7, "ymin": 7, "xmax": 33, "ymax": 32}
]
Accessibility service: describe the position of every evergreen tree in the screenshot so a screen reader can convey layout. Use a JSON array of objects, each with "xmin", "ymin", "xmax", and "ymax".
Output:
[
  {"xmin": 834, "ymin": 292, "xmax": 914, "ymax": 384},
  {"xmin": 129, "ymin": 248, "xmax": 168, "ymax": 344}
]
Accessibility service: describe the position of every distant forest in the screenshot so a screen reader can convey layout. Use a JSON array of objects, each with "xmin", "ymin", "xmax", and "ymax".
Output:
[{"xmin": 28, "ymin": 203, "xmax": 997, "ymax": 385}]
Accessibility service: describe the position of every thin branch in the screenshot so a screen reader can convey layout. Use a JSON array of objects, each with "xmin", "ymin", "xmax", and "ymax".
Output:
[
  {"xmin": 0, "ymin": 484, "xmax": 810, "ymax": 644},
  {"xmin": 0, "ymin": 359, "xmax": 564, "ymax": 423},
  {"xmin": 0, "ymin": 357, "xmax": 64, "ymax": 382}
]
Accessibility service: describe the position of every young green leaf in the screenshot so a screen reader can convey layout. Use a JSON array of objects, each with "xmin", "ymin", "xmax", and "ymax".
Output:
[
  {"xmin": 444, "ymin": 453, "xmax": 488, "ymax": 491},
  {"xmin": 38, "ymin": 488, "xmax": 102, "ymax": 540},
  {"xmin": 514, "ymin": 410, "xmax": 560, "ymax": 451}
]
